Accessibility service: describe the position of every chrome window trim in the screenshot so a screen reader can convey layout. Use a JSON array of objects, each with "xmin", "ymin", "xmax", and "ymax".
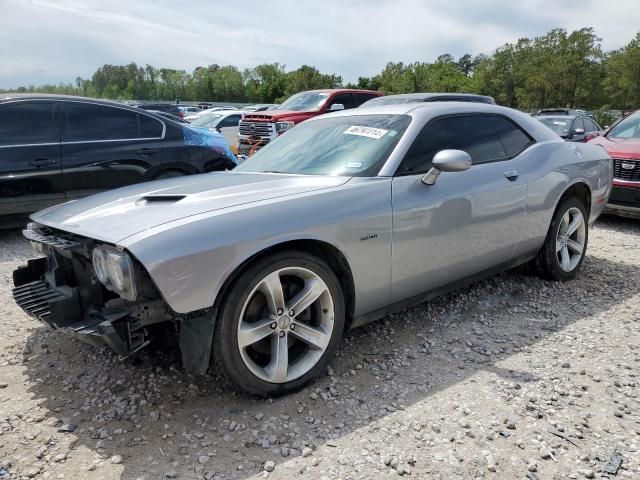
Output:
[
  {"xmin": 0, "ymin": 98, "xmax": 167, "ymax": 144},
  {"xmin": 0, "ymin": 142, "xmax": 59, "ymax": 149}
]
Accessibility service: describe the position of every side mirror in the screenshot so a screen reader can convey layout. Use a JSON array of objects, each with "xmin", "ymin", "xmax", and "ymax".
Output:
[
  {"xmin": 573, "ymin": 128, "xmax": 585, "ymax": 135},
  {"xmin": 328, "ymin": 103, "xmax": 344, "ymax": 112},
  {"xmin": 421, "ymin": 150, "xmax": 472, "ymax": 185}
]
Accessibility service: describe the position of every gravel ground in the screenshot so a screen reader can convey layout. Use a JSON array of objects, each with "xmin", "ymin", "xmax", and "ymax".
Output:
[{"xmin": 0, "ymin": 215, "xmax": 639, "ymax": 480}]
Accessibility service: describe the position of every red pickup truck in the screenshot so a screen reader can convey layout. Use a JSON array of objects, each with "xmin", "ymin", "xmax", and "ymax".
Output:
[{"xmin": 237, "ymin": 88, "xmax": 382, "ymax": 155}]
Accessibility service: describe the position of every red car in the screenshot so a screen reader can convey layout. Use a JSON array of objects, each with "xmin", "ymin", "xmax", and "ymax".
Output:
[
  {"xmin": 588, "ymin": 110, "xmax": 640, "ymax": 217},
  {"xmin": 237, "ymin": 89, "xmax": 382, "ymax": 155}
]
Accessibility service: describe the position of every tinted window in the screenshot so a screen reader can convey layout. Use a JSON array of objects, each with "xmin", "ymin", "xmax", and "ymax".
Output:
[
  {"xmin": 488, "ymin": 116, "xmax": 533, "ymax": 157},
  {"xmin": 353, "ymin": 93, "xmax": 379, "ymax": 106},
  {"xmin": 330, "ymin": 93, "xmax": 354, "ymax": 109},
  {"xmin": 0, "ymin": 102, "xmax": 58, "ymax": 146},
  {"xmin": 139, "ymin": 113, "xmax": 164, "ymax": 137},
  {"xmin": 219, "ymin": 114, "xmax": 242, "ymax": 128},
  {"xmin": 398, "ymin": 115, "xmax": 506, "ymax": 175},
  {"xmin": 66, "ymin": 103, "xmax": 162, "ymax": 141}
]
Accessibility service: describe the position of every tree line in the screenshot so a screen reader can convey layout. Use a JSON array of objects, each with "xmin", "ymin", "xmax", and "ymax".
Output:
[{"xmin": 3, "ymin": 27, "xmax": 639, "ymax": 112}]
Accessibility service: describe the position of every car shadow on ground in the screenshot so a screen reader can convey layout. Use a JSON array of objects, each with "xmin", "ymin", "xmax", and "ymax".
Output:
[{"xmin": 12, "ymin": 217, "xmax": 640, "ymax": 479}]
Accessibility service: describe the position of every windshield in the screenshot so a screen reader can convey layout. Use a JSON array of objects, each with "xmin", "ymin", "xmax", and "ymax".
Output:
[
  {"xmin": 538, "ymin": 117, "xmax": 572, "ymax": 136},
  {"xmin": 608, "ymin": 112, "xmax": 640, "ymax": 139},
  {"xmin": 234, "ymin": 114, "xmax": 411, "ymax": 176},
  {"xmin": 276, "ymin": 92, "xmax": 330, "ymax": 112},
  {"xmin": 191, "ymin": 113, "xmax": 223, "ymax": 128}
]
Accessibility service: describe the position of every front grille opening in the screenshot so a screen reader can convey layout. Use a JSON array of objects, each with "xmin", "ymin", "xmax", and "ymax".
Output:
[{"xmin": 613, "ymin": 158, "xmax": 640, "ymax": 182}]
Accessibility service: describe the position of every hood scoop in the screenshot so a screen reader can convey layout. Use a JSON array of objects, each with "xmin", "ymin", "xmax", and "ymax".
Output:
[{"xmin": 137, "ymin": 194, "xmax": 186, "ymax": 205}]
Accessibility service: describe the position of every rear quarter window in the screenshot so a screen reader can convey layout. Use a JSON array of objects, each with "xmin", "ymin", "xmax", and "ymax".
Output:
[{"xmin": 488, "ymin": 116, "xmax": 534, "ymax": 157}]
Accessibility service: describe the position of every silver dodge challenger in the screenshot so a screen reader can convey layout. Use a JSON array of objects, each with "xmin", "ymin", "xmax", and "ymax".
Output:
[{"xmin": 12, "ymin": 102, "xmax": 612, "ymax": 396}]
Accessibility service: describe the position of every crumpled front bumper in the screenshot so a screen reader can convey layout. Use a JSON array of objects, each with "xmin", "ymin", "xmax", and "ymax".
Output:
[{"xmin": 13, "ymin": 256, "xmax": 130, "ymax": 354}]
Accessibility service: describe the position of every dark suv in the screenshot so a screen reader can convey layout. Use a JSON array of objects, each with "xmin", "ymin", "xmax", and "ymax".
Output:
[{"xmin": 0, "ymin": 94, "xmax": 237, "ymax": 228}]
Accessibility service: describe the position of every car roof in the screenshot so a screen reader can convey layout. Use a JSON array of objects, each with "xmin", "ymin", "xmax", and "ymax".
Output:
[
  {"xmin": 0, "ymin": 94, "xmax": 187, "ymax": 126},
  {"xmin": 363, "ymin": 92, "xmax": 495, "ymax": 105},
  {"xmin": 0, "ymin": 93, "xmax": 134, "ymax": 107}
]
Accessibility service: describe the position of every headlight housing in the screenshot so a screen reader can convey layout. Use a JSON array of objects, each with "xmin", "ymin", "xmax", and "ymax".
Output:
[
  {"xmin": 275, "ymin": 121, "xmax": 294, "ymax": 133},
  {"xmin": 92, "ymin": 246, "xmax": 138, "ymax": 301}
]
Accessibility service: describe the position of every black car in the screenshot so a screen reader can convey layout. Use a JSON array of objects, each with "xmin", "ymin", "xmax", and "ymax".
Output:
[
  {"xmin": 0, "ymin": 94, "xmax": 237, "ymax": 228},
  {"xmin": 536, "ymin": 115, "xmax": 603, "ymax": 142},
  {"xmin": 136, "ymin": 103, "xmax": 185, "ymax": 118}
]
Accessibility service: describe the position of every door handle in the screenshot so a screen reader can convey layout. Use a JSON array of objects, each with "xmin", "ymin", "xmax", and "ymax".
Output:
[
  {"xmin": 136, "ymin": 148, "xmax": 159, "ymax": 156},
  {"xmin": 504, "ymin": 169, "xmax": 519, "ymax": 181},
  {"xmin": 29, "ymin": 158, "xmax": 56, "ymax": 168}
]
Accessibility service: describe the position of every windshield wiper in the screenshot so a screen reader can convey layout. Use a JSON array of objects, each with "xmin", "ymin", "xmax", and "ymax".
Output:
[{"xmin": 262, "ymin": 170, "xmax": 290, "ymax": 174}]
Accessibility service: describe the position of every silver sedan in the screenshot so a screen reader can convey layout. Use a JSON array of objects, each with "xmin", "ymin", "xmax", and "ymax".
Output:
[{"xmin": 13, "ymin": 102, "xmax": 612, "ymax": 396}]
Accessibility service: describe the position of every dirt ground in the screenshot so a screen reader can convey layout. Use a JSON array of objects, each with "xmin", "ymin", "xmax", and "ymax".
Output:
[{"xmin": 1, "ymin": 215, "xmax": 639, "ymax": 480}]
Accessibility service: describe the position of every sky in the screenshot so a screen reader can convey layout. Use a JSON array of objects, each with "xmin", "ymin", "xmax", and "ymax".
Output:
[{"xmin": 1, "ymin": 0, "xmax": 639, "ymax": 89}]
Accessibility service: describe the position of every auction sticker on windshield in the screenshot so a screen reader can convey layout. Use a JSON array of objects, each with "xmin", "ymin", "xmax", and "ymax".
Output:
[{"xmin": 344, "ymin": 125, "xmax": 389, "ymax": 139}]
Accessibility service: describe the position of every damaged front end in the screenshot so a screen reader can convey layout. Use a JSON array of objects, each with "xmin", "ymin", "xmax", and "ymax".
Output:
[{"xmin": 12, "ymin": 223, "xmax": 194, "ymax": 362}]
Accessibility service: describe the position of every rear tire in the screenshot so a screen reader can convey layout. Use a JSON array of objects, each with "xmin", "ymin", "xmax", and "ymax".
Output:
[
  {"xmin": 213, "ymin": 251, "xmax": 345, "ymax": 397},
  {"xmin": 534, "ymin": 197, "xmax": 588, "ymax": 281}
]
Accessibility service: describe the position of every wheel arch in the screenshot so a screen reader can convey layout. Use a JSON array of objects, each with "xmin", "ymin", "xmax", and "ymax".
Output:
[
  {"xmin": 144, "ymin": 162, "xmax": 198, "ymax": 180},
  {"xmin": 212, "ymin": 238, "xmax": 356, "ymax": 330},
  {"xmin": 556, "ymin": 180, "xmax": 592, "ymax": 217}
]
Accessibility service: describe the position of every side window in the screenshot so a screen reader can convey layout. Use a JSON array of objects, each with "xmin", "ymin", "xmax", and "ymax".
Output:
[
  {"xmin": 573, "ymin": 118, "xmax": 585, "ymax": 133},
  {"xmin": 397, "ymin": 115, "xmax": 506, "ymax": 175},
  {"xmin": 139, "ymin": 113, "xmax": 164, "ymax": 138},
  {"xmin": 0, "ymin": 102, "xmax": 58, "ymax": 146},
  {"xmin": 488, "ymin": 116, "xmax": 534, "ymax": 157},
  {"xmin": 218, "ymin": 114, "xmax": 242, "ymax": 128},
  {"xmin": 585, "ymin": 119, "xmax": 599, "ymax": 132},
  {"xmin": 353, "ymin": 93, "xmax": 378, "ymax": 106},
  {"xmin": 329, "ymin": 93, "xmax": 354, "ymax": 110},
  {"xmin": 66, "ymin": 103, "xmax": 139, "ymax": 141}
]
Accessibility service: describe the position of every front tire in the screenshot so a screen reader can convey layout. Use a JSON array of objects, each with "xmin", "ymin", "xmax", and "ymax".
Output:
[
  {"xmin": 213, "ymin": 251, "xmax": 345, "ymax": 396},
  {"xmin": 534, "ymin": 197, "xmax": 588, "ymax": 281}
]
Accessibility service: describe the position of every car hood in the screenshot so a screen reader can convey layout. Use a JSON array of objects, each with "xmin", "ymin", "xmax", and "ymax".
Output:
[
  {"xmin": 590, "ymin": 136, "xmax": 640, "ymax": 158},
  {"xmin": 32, "ymin": 172, "xmax": 350, "ymax": 244}
]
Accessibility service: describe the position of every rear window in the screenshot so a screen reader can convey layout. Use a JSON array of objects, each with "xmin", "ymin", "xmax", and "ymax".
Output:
[{"xmin": 0, "ymin": 101, "xmax": 58, "ymax": 146}]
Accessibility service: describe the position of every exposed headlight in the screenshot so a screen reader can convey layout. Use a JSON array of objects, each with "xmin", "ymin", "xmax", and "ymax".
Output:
[
  {"xmin": 92, "ymin": 248, "xmax": 109, "ymax": 284},
  {"xmin": 275, "ymin": 121, "xmax": 294, "ymax": 133},
  {"xmin": 92, "ymin": 245, "xmax": 137, "ymax": 301}
]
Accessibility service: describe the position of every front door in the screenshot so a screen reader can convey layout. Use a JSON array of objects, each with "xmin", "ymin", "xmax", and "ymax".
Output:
[
  {"xmin": 390, "ymin": 114, "xmax": 534, "ymax": 303},
  {"xmin": 0, "ymin": 101, "xmax": 65, "ymax": 220}
]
